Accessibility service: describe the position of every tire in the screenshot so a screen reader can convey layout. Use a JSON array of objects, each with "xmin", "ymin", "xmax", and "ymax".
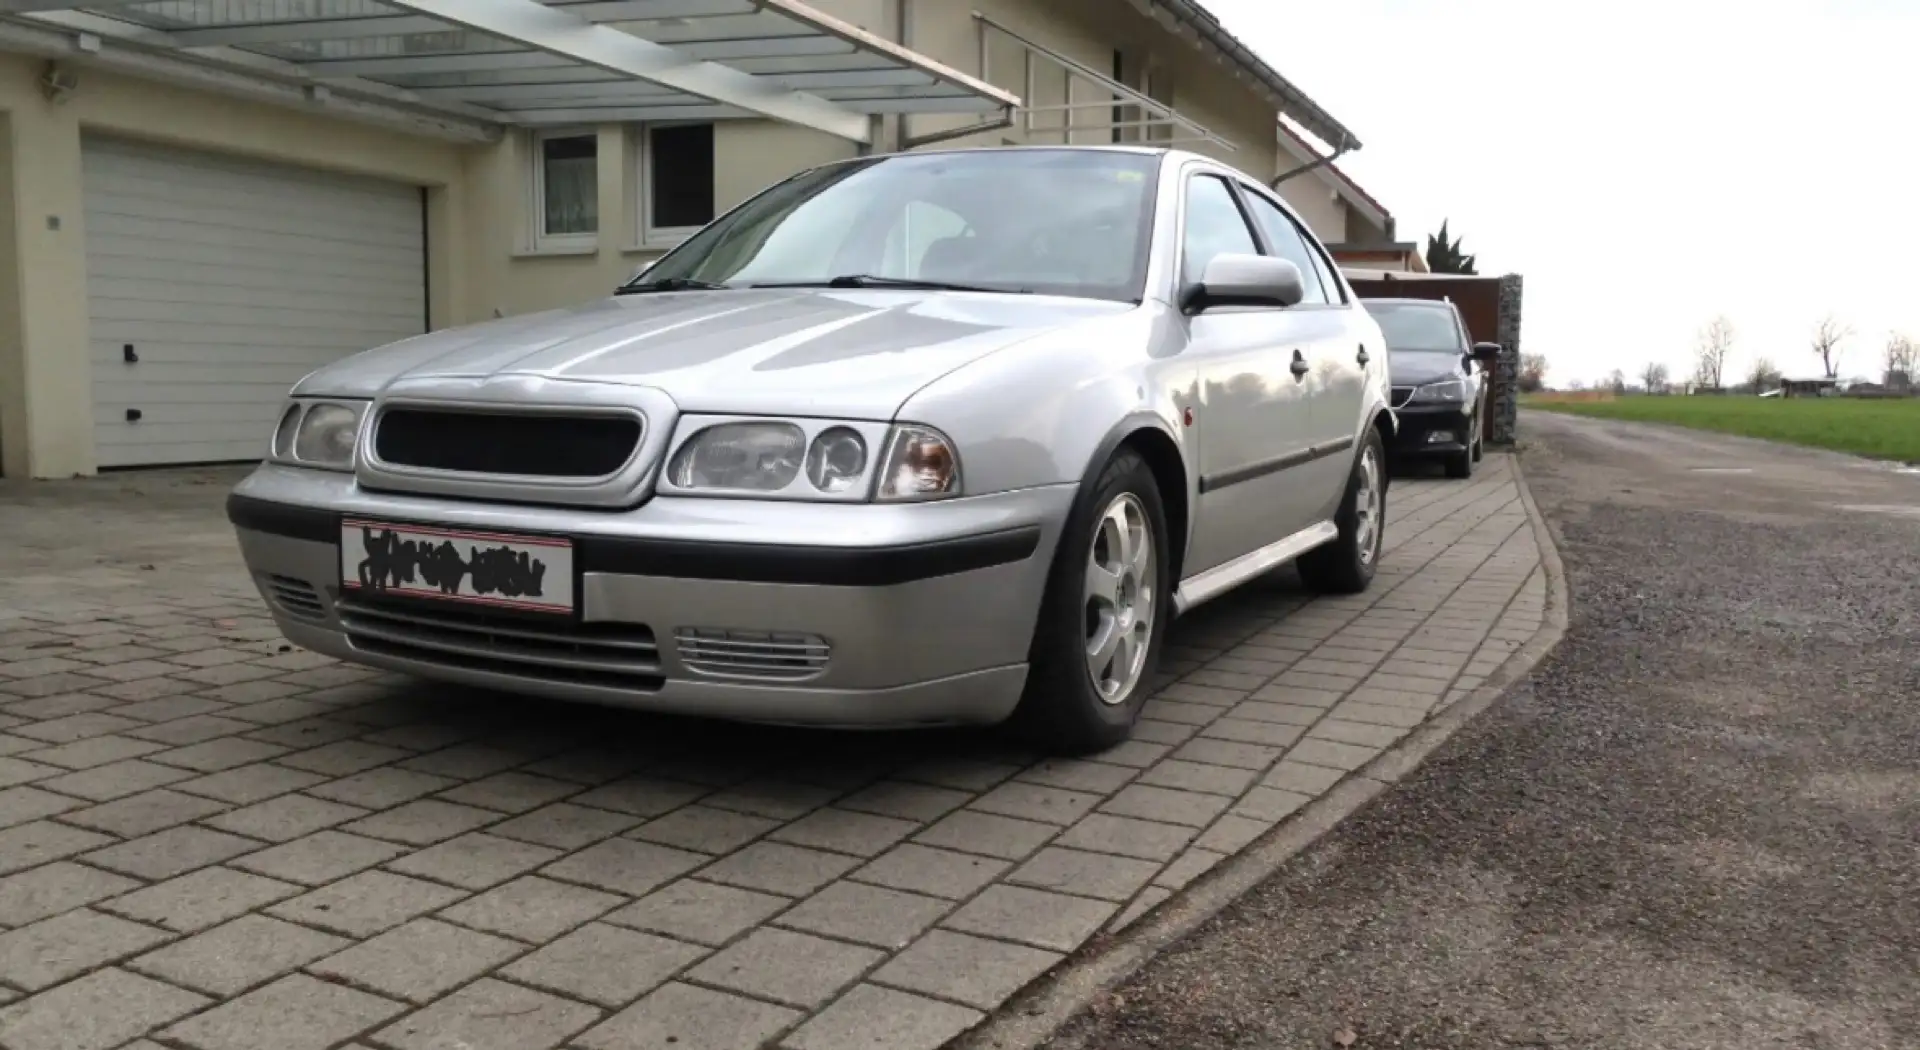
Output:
[
  {"xmin": 1009, "ymin": 448, "xmax": 1170, "ymax": 756},
  {"xmin": 1298, "ymin": 427, "xmax": 1387, "ymax": 596},
  {"xmin": 1444, "ymin": 416, "xmax": 1474, "ymax": 479},
  {"xmin": 1471, "ymin": 406, "xmax": 1486, "ymax": 462}
]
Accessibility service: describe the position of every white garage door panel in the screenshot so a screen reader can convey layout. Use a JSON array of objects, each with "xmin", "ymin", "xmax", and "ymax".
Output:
[{"xmin": 83, "ymin": 137, "xmax": 426, "ymax": 468}]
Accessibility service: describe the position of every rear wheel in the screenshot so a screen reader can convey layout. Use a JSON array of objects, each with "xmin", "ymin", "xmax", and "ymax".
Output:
[
  {"xmin": 1010, "ymin": 449, "xmax": 1169, "ymax": 755},
  {"xmin": 1298, "ymin": 427, "xmax": 1386, "ymax": 595}
]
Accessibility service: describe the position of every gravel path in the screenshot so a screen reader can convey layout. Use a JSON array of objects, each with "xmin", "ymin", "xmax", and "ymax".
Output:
[{"xmin": 1043, "ymin": 410, "xmax": 1920, "ymax": 1050}]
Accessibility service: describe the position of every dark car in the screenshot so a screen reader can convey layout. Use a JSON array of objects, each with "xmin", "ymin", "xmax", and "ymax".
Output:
[{"xmin": 1363, "ymin": 297, "xmax": 1495, "ymax": 478}]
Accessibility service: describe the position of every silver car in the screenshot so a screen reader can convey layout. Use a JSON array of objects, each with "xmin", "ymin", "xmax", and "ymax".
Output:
[{"xmin": 227, "ymin": 146, "xmax": 1395, "ymax": 754}]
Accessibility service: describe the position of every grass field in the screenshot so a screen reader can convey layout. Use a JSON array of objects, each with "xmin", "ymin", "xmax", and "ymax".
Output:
[{"xmin": 1525, "ymin": 394, "xmax": 1920, "ymax": 463}]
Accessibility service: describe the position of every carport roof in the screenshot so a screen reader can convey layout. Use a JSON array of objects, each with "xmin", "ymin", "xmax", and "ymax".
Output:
[{"xmin": 0, "ymin": 0, "xmax": 1021, "ymax": 143}]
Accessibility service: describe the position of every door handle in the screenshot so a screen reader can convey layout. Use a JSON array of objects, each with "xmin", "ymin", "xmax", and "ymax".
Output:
[
  {"xmin": 1289, "ymin": 350, "xmax": 1309, "ymax": 379},
  {"xmin": 1356, "ymin": 344, "xmax": 1370, "ymax": 366}
]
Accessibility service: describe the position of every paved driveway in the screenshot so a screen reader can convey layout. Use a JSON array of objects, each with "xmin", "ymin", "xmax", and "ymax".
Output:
[{"xmin": 0, "ymin": 457, "xmax": 1543, "ymax": 1050}]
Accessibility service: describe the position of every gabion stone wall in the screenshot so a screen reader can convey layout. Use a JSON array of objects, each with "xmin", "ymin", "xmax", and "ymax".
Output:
[{"xmin": 1492, "ymin": 273, "xmax": 1525, "ymax": 445}]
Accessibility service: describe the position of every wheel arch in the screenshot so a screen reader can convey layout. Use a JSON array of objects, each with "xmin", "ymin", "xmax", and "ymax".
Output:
[{"xmin": 1078, "ymin": 414, "xmax": 1192, "ymax": 585}]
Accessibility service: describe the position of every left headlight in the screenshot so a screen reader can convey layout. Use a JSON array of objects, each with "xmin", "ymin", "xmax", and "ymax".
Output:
[
  {"xmin": 1411, "ymin": 378, "xmax": 1470, "ymax": 403},
  {"xmin": 660, "ymin": 416, "xmax": 959, "ymax": 502},
  {"xmin": 267, "ymin": 398, "xmax": 367, "ymax": 471}
]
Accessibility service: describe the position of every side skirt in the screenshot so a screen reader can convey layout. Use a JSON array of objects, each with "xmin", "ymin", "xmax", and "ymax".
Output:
[{"xmin": 1171, "ymin": 520, "xmax": 1339, "ymax": 615}]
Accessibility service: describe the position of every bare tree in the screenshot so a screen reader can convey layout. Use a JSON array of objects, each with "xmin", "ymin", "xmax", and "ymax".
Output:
[
  {"xmin": 1884, "ymin": 332, "xmax": 1917, "ymax": 390},
  {"xmin": 1519, "ymin": 353, "xmax": 1549, "ymax": 393},
  {"xmin": 1606, "ymin": 368, "xmax": 1628, "ymax": 395},
  {"xmin": 1694, "ymin": 315, "xmax": 1734, "ymax": 390},
  {"xmin": 1811, "ymin": 314, "xmax": 1852, "ymax": 379},
  {"xmin": 1640, "ymin": 361, "xmax": 1670, "ymax": 394},
  {"xmin": 1747, "ymin": 356, "xmax": 1782, "ymax": 393}
]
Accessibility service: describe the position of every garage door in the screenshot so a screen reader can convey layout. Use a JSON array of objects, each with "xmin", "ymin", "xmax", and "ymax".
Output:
[{"xmin": 82, "ymin": 137, "xmax": 427, "ymax": 467}]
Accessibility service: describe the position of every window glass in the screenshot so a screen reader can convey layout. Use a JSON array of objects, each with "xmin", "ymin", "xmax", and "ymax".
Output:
[
  {"xmin": 649, "ymin": 124, "xmax": 715, "ymax": 231},
  {"xmin": 540, "ymin": 134, "xmax": 597, "ymax": 237},
  {"xmin": 1240, "ymin": 191, "xmax": 1328, "ymax": 304},
  {"xmin": 1365, "ymin": 302, "xmax": 1469, "ymax": 351},
  {"xmin": 638, "ymin": 149, "xmax": 1161, "ymax": 302},
  {"xmin": 1304, "ymin": 239, "xmax": 1346, "ymax": 303},
  {"xmin": 1181, "ymin": 176, "xmax": 1258, "ymax": 286}
]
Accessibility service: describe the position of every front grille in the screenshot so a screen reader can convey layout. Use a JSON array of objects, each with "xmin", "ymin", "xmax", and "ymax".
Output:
[
  {"xmin": 337, "ymin": 597, "xmax": 662, "ymax": 690},
  {"xmin": 263, "ymin": 575, "xmax": 326, "ymax": 621},
  {"xmin": 675, "ymin": 627, "xmax": 831, "ymax": 681},
  {"xmin": 374, "ymin": 408, "xmax": 643, "ymax": 478},
  {"xmin": 1391, "ymin": 386, "xmax": 1415, "ymax": 408}
]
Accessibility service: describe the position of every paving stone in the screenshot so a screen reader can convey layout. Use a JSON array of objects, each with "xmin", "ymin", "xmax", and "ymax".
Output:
[
  {"xmin": 911, "ymin": 810, "xmax": 1055, "ymax": 861},
  {"xmin": 202, "ymin": 793, "xmax": 369, "ymax": 842},
  {"xmin": 1202, "ymin": 716, "xmax": 1310, "ymax": 748},
  {"xmin": 340, "ymin": 798, "xmax": 500, "ymax": 846},
  {"xmin": 697, "ymin": 777, "xmax": 840, "ymax": 821},
  {"xmin": 939, "ymin": 883, "xmax": 1115, "ymax": 952},
  {"xmin": 766, "ymin": 807, "xmax": 918, "ymax": 858},
  {"xmin": 305, "ymin": 767, "xmax": 460, "ymax": 809},
  {"xmin": 221, "ymin": 827, "xmax": 402, "ymax": 885},
  {"xmin": 60, "ymin": 788, "xmax": 232, "ymax": 837},
  {"xmin": 1261, "ymin": 760, "xmax": 1348, "ymax": 795},
  {"xmin": 21, "ymin": 736, "xmax": 164, "ymax": 770},
  {"xmin": 435, "ymin": 771, "xmax": 582, "ymax": 813},
  {"xmin": 1137, "ymin": 758, "xmax": 1258, "ymax": 797},
  {"xmin": 489, "ymin": 802, "xmax": 642, "ymax": 851},
  {"xmin": 397, "ymin": 743, "xmax": 527, "ymax": 780},
  {"xmin": 1098, "ymin": 783, "xmax": 1233, "ymax": 828},
  {"xmin": 142, "ymin": 734, "xmax": 287, "ymax": 769},
  {"xmin": 541, "ymin": 837, "xmax": 707, "ymax": 898},
  {"xmin": 968, "ymin": 781, "xmax": 1102, "ymax": 826},
  {"xmin": 573, "ymin": 981, "xmax": 799, "ymax": 1050},
  {"xmin": 372, "ymin": 978, "xmax": 602, "ymax": 1050},
  {"xmin": 628, "ymin": 804, "xmax": 778, "ymax": 854},
  {"xmin": 869, "ymin": 929, "xmax": 1062, "ymax": 1010},
  {"xmin": 1153, "ymin": 846, "xmax": 1227, "ymax": 890},
  {"xmin": 1233, "ymin": 785, "xmax": 1315, "ymax": 823},
  {"xmin": 1004, "ymin": 846, "xmax": 1161, "ymax": 903},
  {"xmin": 173, "ymin": 763, "xmax": 329, "ymax": 804},
  {"xmin": 310, "ymin": 917, "xmax": 522, "ymax": 1003},
  {"xmin": 773, "ymin": 880, "xmax": 950, "ymax": 950},
  {"xmin": 0, "ymin": 861, "xmax": 142, "ymax": 927},
  {"xmin": 0, "ymin": 966, "xmax": 210, "ymax": 1050},
  {"xmin": 110, "ymin": 696, "xmax": 234, "ymax": 724},
  {"xmin": 1193, "ymin": 813, "xmax": 1273, "ymax": 853},
  {"xmin": 243, "ymin": 716, "xmax": 366, "ymax": 749},
  {"xmin": 783, "ymin": 982, "xmax": 981, "ymax": 1050},
  {"xmin": 1053, "ymin": 814, "xmax": 1194, "ymax": 861},
  {"xmin": 266, "ymin": 870, "xmax": 466, "ymax": 938},
  {"xmin": 1233, "ymin": 700, "xmax": 1331, "ymax": 726},
  {"xmin": 275, "ymin": 740, "xmax": 412, "ymax": 776},
  {"xmin": 1286, "ymin": 736, "xmax": 1384, "ymax": 772},
  {"xmin": 37, "ymin": 758, "xmax": 198, "ymax": 801},
  {"xmin": 849, "ymin": 844, "xmax": 1011, "ymax": 900},
  {"xmin": 1092, "ymin": 739, "xmax": 1171, "ymax": 768},
  {"xmin": 1310, "ymin": 717, "xmax": 1411, "ymax": 748},
  {"xmin": 0, "ymin": 786, "xmax": 83, "ymax": 828},
  {"xmin": 1168, "ymin": 737, "xmax": 1284, "ymax": 771},
  {"xmin": 386, "ymin": 831, "xmax": 562, "ymax": 890},
  {"xmin": 437, "ymin": 874, "xmax": 624, "ymax": 944},
  {"xmin": 81, "ymin": 825, "xmax": 262, "ymax": 880},
  {"xmin": 158, "ymin": 972, "xmax": 406, "ymax": 1050},
  {"xmin": 502, "ymin": 922, "xmax": 708, "ymax": 1008},
  {"xmin": 1014, "ymin": 759, "xmax": 1137, "ymax": 795},
  {"xmin": 99, "ymin": 866, "xmax": 303, "ymax": 933},
  {"xmin": 2, "ymin": 694, "xmax": 116, "ymax": 720},
  {"xmin": 695, "ymin": 841, "xmax": 860, "ymax": 897},
  {"xmin": 685, "ymin": 927, "xmax": 880, "ymax": 1009},
  {"xmin": 603, "ymin": 879, "xmax": 788, "ymax": 947},
  {"xmin": 834, "ymin": 780, "xmax": 971, "ymax": 822},
  {"xmin": 0, "ymin": 907, "xmax": 174, "ymax": 990},
  {"xmin": 12, "ymin": 712, "xmax": 145, "ymax": 744},
  {"xmin": 129, "ymin": 914, "xmax": 347, "ymax": 997}
]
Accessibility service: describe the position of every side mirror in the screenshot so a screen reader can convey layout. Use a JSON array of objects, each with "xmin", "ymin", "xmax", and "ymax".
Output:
[
  {"xmin": 1188, "ymin": 254, "xmax": 1305, "ymax": 312},
  {"xmin": 1469, "ymin": 340, "xmax": 1502, "ymax": 372}
]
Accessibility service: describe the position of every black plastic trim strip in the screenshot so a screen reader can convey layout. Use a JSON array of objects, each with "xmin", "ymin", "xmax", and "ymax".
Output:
[{"xmin": 1198, "ymin": 435, "xmax": 1356, "ymax": 494}]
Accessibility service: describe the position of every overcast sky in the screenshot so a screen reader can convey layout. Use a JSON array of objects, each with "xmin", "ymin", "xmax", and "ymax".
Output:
[{"xmin": 1205, "ymin": 0, "xmax": 1920, "ymax": 386}]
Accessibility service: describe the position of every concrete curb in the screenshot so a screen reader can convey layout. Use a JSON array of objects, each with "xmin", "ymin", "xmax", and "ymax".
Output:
[{"xmin": 953, "ymin": 454, "xmax": 1572, "ymax": 1050}]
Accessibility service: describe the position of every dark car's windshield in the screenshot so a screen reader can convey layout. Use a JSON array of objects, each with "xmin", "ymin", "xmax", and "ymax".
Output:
[
  {"xmin": 1367, "ymin": 302, "xmax": 1467, "ymax": 352},
  {"xmin": 629, "ymin": 149, "xmax": 1161, "ymax": 302}
]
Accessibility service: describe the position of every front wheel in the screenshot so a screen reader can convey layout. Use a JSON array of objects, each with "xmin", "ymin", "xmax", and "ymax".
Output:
[
  {"xmin": 1010, "ymin": 449, "xmax": 1170, "ymax": 756},
  {"xmin": 1298, "ymin": 428, "xmax": 1387, "ymax": 595}
]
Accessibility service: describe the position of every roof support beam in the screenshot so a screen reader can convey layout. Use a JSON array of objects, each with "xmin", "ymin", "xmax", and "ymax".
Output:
[{"xmin": 377, "ymin": 0, "xmax": 875, "ymax": 141}]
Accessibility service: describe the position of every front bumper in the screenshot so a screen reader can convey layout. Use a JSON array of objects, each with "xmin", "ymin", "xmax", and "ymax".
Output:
[
  {"xmin": 1387, "ymin": 403, "xmax": 1474, "ymax": 456},
  {"xmin": 228, "ymin": 464, "xmax": 1074, "ymax": 728}
]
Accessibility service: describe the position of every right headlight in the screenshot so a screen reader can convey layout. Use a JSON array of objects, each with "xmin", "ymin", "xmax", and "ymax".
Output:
[
  {"xmin": 267, "ymin": 398, "xmax": 367, "ymax": 471},
  {"xmin": 660, "ymin": 417, "xmax": 960, "ymax": 502},
  {"xmin": 1411, "ymin": 378, "xmax": 1470, "ymax": 403}
]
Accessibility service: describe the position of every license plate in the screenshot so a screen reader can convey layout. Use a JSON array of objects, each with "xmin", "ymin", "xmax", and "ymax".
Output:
[{"xmin": 339, "ymin": 519, "xmax": 575, "ymax": 614}]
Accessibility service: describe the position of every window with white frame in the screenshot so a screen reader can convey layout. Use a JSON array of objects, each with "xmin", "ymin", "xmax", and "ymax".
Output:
[
  {"xmin": 635, "ymin": 122, "xmax": 716, "ymax": 247},
  {"xmin": 532, "ymin": 129, "xmax": 598, "ymax": 251}
]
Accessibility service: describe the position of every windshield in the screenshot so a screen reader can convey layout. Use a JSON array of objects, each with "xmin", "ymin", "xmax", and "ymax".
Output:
[
  {"xmin": 1367, "ymin": 302, "xmax": 1466, "ymax": 352},
  {"xmin": 630, "ymin": 149, "xmax": 1162, "ymax": 302}
]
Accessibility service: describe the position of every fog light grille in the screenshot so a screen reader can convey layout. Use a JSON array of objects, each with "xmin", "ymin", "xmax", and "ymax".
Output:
[
  {"xmin": 264, "ymin": 575, "xmax": 325, "ymax": 621},
  {"xmin": 675, "ymin": 628, "xmax": 831, "ymax": 681}
]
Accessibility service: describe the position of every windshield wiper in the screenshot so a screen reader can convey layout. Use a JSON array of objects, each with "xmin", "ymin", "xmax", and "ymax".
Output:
[
  {"xmin": 616, "ymin": 276, "xmax": 730, "ymax": 294},
  {"xmin": 753, "ymin": 274, "xmax": 1026, "ymax": 294}
]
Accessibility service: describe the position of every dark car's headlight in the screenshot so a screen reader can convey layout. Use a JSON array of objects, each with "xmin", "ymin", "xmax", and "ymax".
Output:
[
  {"xmin": 1411, "ymin": 379, "xmax": 1470, "ymax": 403},
  {"xmin": 268, "ymin": 398, "xmax": 367, "ymax": 471},
  {"xmin": 660, "ymin": 417, "xmax": 958, "ymax": 502}
]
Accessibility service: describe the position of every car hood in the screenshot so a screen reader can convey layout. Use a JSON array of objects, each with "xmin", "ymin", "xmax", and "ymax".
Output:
[
  {"xmin": 294, "ymin": 288, "xmax": 1133, "ymax": 419},
  {"xmin": 1388, "ymin": 350, "xmax": 1465, "ymax": 387}
]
